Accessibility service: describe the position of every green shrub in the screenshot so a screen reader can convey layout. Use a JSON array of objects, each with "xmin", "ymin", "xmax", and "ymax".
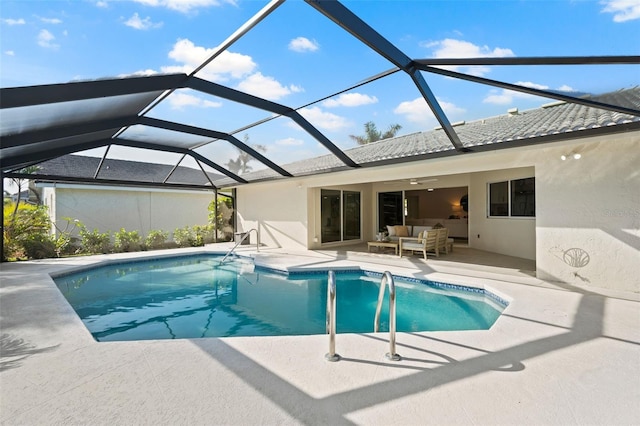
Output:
[
  {"xmin": 114, "ymin": 228, "xmax": 141, "ymax": 252},
  {"xmin": 145, "ymin": 229, "xmax": 169, "ymax": 250},
  {"xmin": 3, "ymin": 202, "xmax": 52, "ymax": 260},
  {"xmin": 53, "ymin": 217, "xmax": 82, "ymax": 257},
  {"xmin": 22, "ymin": 233, "xmax": 56, "ymax": 259},
  {"xmin": 173, "ymin": 226, "xmax": 195, "ymax": 247},
  {"xmin": 208, "ymin": 196, "xmax": 234, "ymax": 242},
  {"xmin": 79, "ymin": 226, "xmax": 111, "ymax": 254},
  {"xmin": 192, "ymin": 224, "xmax": 215, "ymax": 246}
]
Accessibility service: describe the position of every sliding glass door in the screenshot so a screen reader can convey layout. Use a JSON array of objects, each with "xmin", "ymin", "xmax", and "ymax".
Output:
[
  {"xmin": 343, "ymin": 191, "xmax": 361, "ymax": 241},
  {"xmin": 378, "ymin": 191, "xmax": 403, "ymax": 231},
  {"xmin": 321, "ymin": 189, "xmax": 361, "ymax": 243}
]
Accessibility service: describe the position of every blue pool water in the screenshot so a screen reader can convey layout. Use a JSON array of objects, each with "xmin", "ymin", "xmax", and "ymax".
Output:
[{"xmin": 53, "ymin": 255, "xmax": 507, "ymax": 342}]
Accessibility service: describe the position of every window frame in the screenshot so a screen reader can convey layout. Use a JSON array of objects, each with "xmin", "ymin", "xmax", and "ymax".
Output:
[{"xmin": 487, "ymin": 177, "xmax": 536, "ymax": 219}]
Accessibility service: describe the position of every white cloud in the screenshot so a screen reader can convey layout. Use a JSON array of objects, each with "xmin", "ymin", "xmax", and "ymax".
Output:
[
  {"xmin": 322, "ymin": 93, "xmax": 378, "ymax": 108},
  {"xmin": 482, "ymin": 91, "xmax": 516, "ymax": 105},
  {"xmin": 40, "ymin": 17, "xmax": 62, "ymax": 24},
  {"xmin": 298, "ymin": 106, "xmax": 351, "ymax": 131},
  {"xmin": 37, "ymin": 29, "xmax": 59, "ymax": 49},
  {"xmin": 133, "ymin": 0, "xmax": 235, "ymax": 14},
  {"xmin": 156, "ymin": 40, "xmax": 301, "ymax": 100},
  {"xmin": 483, "ymin": 91, "xmax": 518, "ymax": 105},
  {"xmin": 168, "ymin": 92, "xmax": 222, "ymax": 109},
  {"xmin": 161, "ymin": 38, "xmax": 255, "ymax": 81},
  {"xmin": 516, "ymin": 81, "xmax": 551, "ymax": 91},
  {"xmin": 276, "ymin": 137, "xmax": 304, "ymax": 146},
  {"xmin": 394, "ymin": 97, "xmax": 465, "ymax": 124},
  {"xmin": 288, "ymin": 37, "xmax": 319, "ymax": 52},
  {"xmin": 420, "ymin": 38, "xmax": 515, "ymax": 76},
  {"xmin": 95, "ymin": 1, "xmax": 109, "ymax": 8},
  {"xmin": 557, "ymin": 84, "xmax": 576, "ymax": 92},
  {"xmin": 236, "ymin": 72, "xmax": 302, "ymax": 101},
  {"xmin": 601, "ymin": 0, "xmax": 640, "ymax": 22},
  {"xmin": 289, "ymin": 84, "xmax": 304, "ymax": 93},
  {"xmin": 121, "ymin": 69, "xmax": 159, "ymax": 77},
  {"xmin": 124, "ymin": 13, "xmax": 163, "ymax": 30},
  {"xmin": 482, "ymin": 81, "xmax": 577, "ymax": 105},
  {"xmin": 482, "ymin": 82, "xmax": 544, "ymax": 105},
  {"xmin": 5, "ymin": 50, "xmax": 15, "ymax": 56},
  {"xmin": 2, "ymin": 18, "xmax": 26, "ymax": 25}
]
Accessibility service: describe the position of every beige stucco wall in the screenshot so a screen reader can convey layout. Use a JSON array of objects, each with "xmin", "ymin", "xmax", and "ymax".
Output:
[
  {"xmin": 236, "ymin": 180, "xmax": 309, "ymax": 249},
  {"xmin": 236, "ymin": 180, "xmax": 372, "ymax": 250},
  {"xmin": 45, "ymin": 185, "xmax": 214, "ymax": 239},
  {"xmin": 534, "ymin": 136, "xmax": 640, "ymax": 292},
  {"xmin": 235, "ymin": 130, "xmax": 639, "ymax": 292}
]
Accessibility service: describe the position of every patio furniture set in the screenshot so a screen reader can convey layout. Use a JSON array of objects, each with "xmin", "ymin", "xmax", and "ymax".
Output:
[{"xmin": 368, "ymin": 226, "xmax": 453, "ymax": 260}]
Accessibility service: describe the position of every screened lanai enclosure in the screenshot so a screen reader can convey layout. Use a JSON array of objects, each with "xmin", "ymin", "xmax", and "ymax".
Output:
[
  {"xmin": 1, "ymin": 0, "xmax": 639, "ymax": 257},
  {"xmin": 2, "ymin": 0, "xmax": 639, "ymax": 188}
]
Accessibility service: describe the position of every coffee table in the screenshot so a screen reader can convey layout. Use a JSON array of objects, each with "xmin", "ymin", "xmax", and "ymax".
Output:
[{"xmin": 367, "ymin": 241, "xmax": 399, "ymax": 255}]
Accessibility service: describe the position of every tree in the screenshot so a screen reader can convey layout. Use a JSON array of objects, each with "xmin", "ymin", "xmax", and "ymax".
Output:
[
  {"xmin": 349, "ymin": 121, "xmax": 402, "ymax": 145},
  {"xmin": 9, "ymin": 165, "xmax": 40, "ymax": 223},
  {"xmin": 225, "ymin": 134, "xmax": 267, "ymax": 174}
]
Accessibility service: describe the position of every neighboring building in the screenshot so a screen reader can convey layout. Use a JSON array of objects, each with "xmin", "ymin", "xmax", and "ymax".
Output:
[
  {"xmin": 33, "ymin": 155, "xmax": 219, "ymax": 239},
  {"xmin": 8, "ymin": 189, "xmax": 37, "ymax": 204}
]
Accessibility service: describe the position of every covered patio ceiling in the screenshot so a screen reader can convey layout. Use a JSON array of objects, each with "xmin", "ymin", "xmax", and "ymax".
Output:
[{"xmin": 1, "ymin": 0, "xmax": 639, "ymax": 190}]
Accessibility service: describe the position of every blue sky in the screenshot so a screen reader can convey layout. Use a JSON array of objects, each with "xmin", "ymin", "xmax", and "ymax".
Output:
[{"xmin": 1, "ymin": 0, "xmax": 639, "ymax": 184}]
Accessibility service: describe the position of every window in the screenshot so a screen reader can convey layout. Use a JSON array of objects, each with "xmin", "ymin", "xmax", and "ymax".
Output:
[
  {"xmin": 321, "ymin": 189, "xmax": 361, "ymax": 243},
  {"xmin": 489, "ymin": 181, "xmax": 509, "ymax": 216},
  {"xmin": 511, "ymin": 177, "xmax": 535, "ymax": 217},
  {"xmin": 488, "ymin": 178, "xmax": 535, "ymax": 217}
]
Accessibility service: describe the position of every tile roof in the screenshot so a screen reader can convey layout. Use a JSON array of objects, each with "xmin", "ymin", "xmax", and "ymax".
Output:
[
  {"xmin": 35, "ymin": 155, "xmax": 222, "ymax": 187},
  {"xmin": 211, "ymin": 86, "xmax": 640, "ymax": 187}
]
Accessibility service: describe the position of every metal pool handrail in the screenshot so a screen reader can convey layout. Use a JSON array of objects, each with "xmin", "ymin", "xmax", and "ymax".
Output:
[
  {"xmin": 219, "ymin": 228, "xmax": 259, "ymax": 264},
  {"xmin": 325, "ymin": 270, "xmax": 340, "ymax": 362},
  {"xmin": 374, "ymin": 271, "xmax": 401, "ymax": 361}
]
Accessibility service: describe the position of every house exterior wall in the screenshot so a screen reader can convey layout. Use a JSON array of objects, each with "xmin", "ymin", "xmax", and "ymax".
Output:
[
  {"xmin": 236, "ymin": 181, "xmax": 309, "ymax": 249},
  {"xmin": 534, "ymin": 136, "xmax": 639, "ymax": 292},
  {"xmin": 236, "ymin": 131, "xmax": 639, "ymax": 292},
  {"xmin": 45, "ymin": 185, "xmax": 213, "ymax": 239},
  {"xmin": 236, "ymin": 180, "xmax": 372, "ymax": 250}
]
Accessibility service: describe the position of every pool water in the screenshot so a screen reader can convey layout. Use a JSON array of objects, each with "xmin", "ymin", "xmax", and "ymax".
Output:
[{"xmin": 53, "ymin": 255, "xmax": 506, "ymax": 342}]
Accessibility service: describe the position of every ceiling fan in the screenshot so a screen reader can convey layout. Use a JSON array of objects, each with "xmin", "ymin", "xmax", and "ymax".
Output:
[{"xmin": 383, "ymin": 178, "xmax": 438, "ymax": 185}]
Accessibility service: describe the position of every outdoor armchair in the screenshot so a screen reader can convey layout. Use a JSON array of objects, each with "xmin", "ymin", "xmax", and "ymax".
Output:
[
  {"xmin": 437, "ymin": 228, "xmax": 450, "ymax": 255},
  {"xmin": 399, "ymin": 229, "xmax": 439, "ymax": 260}
]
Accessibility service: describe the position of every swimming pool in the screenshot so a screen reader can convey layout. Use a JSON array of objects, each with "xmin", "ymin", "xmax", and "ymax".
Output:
[{"xmin": 53, "ymin": 255, "xmax": 507, "ymax": 342}]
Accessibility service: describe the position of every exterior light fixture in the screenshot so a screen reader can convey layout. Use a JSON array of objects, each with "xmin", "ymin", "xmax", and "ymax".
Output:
[
  {"xmin": 410, "ymin": 180, "xmax": 418, "ymax": 185},
  {"xmin": 427, "ymin": 188, "xmax": 434, "ymax": 192},
  {"xmin": 561, "ymin": 152, "xmax": 581, "ymax": 161}
]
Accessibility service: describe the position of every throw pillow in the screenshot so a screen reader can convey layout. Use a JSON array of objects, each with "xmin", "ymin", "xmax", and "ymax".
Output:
[
  {"xmin": 386, "ymin": 225, "xmax": 397, "ymax": 236},
  {"xmin": 395, "ymin": 225, "xmax": 409, "ymax": 237}
]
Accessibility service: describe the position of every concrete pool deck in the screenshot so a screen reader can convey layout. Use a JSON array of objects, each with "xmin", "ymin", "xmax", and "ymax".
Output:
[{"xmin": 1, "ymin": 245, "xmax": 639, "ymax": 425}]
